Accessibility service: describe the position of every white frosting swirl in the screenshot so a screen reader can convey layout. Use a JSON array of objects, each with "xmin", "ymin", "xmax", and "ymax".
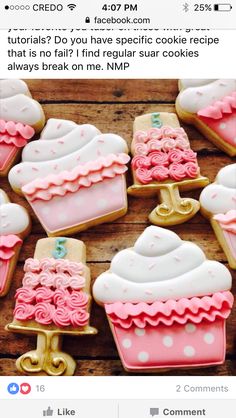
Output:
[
  {"xmin": 93, "ymin": 226, "xmax": 232, "ymax": 303},
  {"xmin": 0, "ymin": 195, "xmax": 30, "ymax": 235},
  {"xmin": 0, "ymin": 79, "xmax": 30, "ymax": 99},
  {"xmin": 0, "ymin": 79, "xmax": 43, "ymax": 126},
  {"xmin": 178, "ymin": 79, "xmax": 236, "ymax": 113},
  {"xmin": 9, "ymin": 117, "xmax": 128, "ymax": 190},
  {"xmin": 179, "ymin": 79, "xmax": 215, "ymax": 90},
  {"xmin": 22, "ymin": 119, "xmax": 101, "ymax": 162},
  {"xmin": 200, "ymin": 164, "xmax": 236, "ymax": 215}
]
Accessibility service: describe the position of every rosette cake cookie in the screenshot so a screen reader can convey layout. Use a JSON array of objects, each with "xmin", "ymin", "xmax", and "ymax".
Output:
[
  {"xmin": 6, "ymin": 237, "xmax": 97, "ymax": 376},
  {"xmin": 200, "ymin": 164, "xmax": 236, "ymax": 269},
  {"xmin": 9, "ymin": 118, "xmax": 130, "ymax": 236},
  {"xmin": 0, "ymin": 79, "xmax": 45, "ymax": 176},
  {"xmin": 0, "ymin": 189, "xmax": 31, "ymax": 297},
  {"xmin": 93, "ymin": 226, "xmax": 233, "ymax": 372},
  {"xmin": 176, "ymin": 79, "xmax": 236, "ymax": 156},
  {"xmin": 127, "ymin": 112, "xmax": 208, "ymax": 226}
]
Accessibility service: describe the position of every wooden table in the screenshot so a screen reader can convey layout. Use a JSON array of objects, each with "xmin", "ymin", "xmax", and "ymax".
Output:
[{"xmin": 0, "ymin": 79, "xmax": 235, "ymax": 376}]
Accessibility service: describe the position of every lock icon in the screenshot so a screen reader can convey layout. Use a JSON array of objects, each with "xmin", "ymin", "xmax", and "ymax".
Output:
[{"xmin": 85, "ymin": 17, "xmax": 90, "ymax": 23}]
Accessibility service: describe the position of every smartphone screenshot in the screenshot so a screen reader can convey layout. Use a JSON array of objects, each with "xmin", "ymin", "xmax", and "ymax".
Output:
[{"xmin": 0, "ymin": 1, "xmax": 235, "ymax": 417}]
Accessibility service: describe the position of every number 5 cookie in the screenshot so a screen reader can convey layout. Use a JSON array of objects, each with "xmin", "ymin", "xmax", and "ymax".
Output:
[
  {"xmin": 0, "ymin": 79, "xmax": 45, "ymax": 176},
  {"xmin": 6, "ymin": 237, "xmax": 97, "ymax": 376},
  {"xmin": 176, "ymin": 79, "xmax": 236, "ymax": 156},
  {"xmin": 127, "ymin": 112, "xmax": 209, "ymax": 226},
  {"xmin": 0, "ymin": 189, "xmax": 31, "ymax": 297}
]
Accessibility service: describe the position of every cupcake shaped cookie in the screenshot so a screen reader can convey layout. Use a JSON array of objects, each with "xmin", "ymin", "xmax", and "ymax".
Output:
[
  {"xmin": 176, "ymin": 79, "xmax": 236, "ymax": 156},
  {"xmin": 9, "ymin": 118, "xmax": 130, "ymax": 236},
  {"xmin": 0, "ymin": 189, "xmax": 31, "ymax": 297},
  {"xmin": 93, "ymin": 226, "xmax": 233, "ymax": 372},
  {"xmin": 200, "ymin": 164, "xmax": 236, "ymax": 269},
  {"xmin": 0, "ymin": 79, "xmax": 45, "ymax": 175}
]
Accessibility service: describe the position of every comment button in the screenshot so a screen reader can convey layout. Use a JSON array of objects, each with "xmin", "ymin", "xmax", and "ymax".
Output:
[{"xmin": 150, "ymin": 408, "xmax": 159, "ymax": 416}]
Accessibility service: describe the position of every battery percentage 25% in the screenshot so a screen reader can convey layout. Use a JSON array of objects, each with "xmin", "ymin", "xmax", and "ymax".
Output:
[{"xmin": 194, "ymin": 3, "xmax": 213, "ymax": 11}]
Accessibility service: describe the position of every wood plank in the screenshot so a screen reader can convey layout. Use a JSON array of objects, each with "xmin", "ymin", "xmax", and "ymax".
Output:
[
  {"xmin": 0, "ymin": 359, "xmax": 235, "ymax": 376},
  {"xmin": 25, "ymin": 79, "xmax": 179, "ymax": 103}
]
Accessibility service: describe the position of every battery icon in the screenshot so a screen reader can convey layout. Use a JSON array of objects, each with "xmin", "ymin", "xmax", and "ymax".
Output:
[{"xmin": 214, "ymin": 3, "xmax": 232, "ymax": 10}]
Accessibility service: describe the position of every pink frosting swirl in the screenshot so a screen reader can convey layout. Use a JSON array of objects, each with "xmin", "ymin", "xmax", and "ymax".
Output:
[
  {"xmin": 65, "ymin": 261, "xmax": 84, "ymax": 276},
  {"xmin": 15, "ymin": 288, "xmax": 36, "ymax": 304},
  {"xmin": 162, "ymin": 126, "xmax": 185, "ymax": 139},
  {"xmin": 133, "ymin": 130, "xmax": 149, "ymax": 143},
  {"xmin": 168, "ymin": 149, "xmax": 183, "ymax": 163},
  {"xmin": 147, "ymin": 139, "xmax": 162, "ymax": 152},
  {"xmin": 35, "ymin": 287, "xmax": 54, "ymax": 303},
  {"xmin": 162, "ymin": 139, "xmax": 176, "ymax": 152},
  {"xmin": 53, "ymin": 307, "xmax": 71, "ymax": 327},
  {"xmin": 151, "ymin": 166, "xmax": 169, "ymax": 181},
  {"xmin": 175, "ymin": 139, "xmax": 190, "ymax": 150},
  {"xmin": 40, "ymin": 271, "xmax": 54, "ymax": 287},
  {"xmin": 14, "ymin": 303, "xmax": 35, "ymax": 321},
  {"xmin": 134, "ymin": 143, "xmax": 149, "ymax": 156},
  {"xmin": 184, "ymin": 162, "xmax": 199, "ymax": 178},
  {"xmin": 149, "ymin": 151, "xmax": 169, "ymax": 167},
  {"xmin": 67, "ymin": 291, "xmax": 89, "ymax": 309},
  {"xmin": 54, "ymin": 259, "xmax": 69, "ymax": 273},
  {"xmin": 131, "ymin": 155, "xmax": 151, "ymax": 169},
  {"xmin": 34, "ymin": 302, "xmax": 55, "ymax": 325},
  {"xmin": 169, "ymin": 163, "xmax": 186, "ymax": 181},
  {"xmin": 24, "ymin": 258, "xmax": 40, "ymax": 273},
  {"xmin": 22, "ymin": 272, "xmax": 39, "ymax": 288},
  {"xmin": 148, "ymin": 128, "xmax": 164, "ymax": 140},
  {"xmin": 70, "ymin": 309, "xmax": 90, "ymax": 328},
  {"xmin": 54, "ymin": 273, "xmax": 70, "ymax": 288},
  {"xmin": 135, "ymin": 167, "xmax": 153, "ymax": 184},
  {"xmin": 53, "ymin": 288, "xmax": 70, "ymax": 307},
  {"xmin": 69, "ymin": 275, "xmax": 86, "ymax": 290},
  {"xmin": 182, "ymin": 150, "xmax": 197, "ymax": 162},
  {"xmin": 40, "ymin": 258, "xmax": 55, "ymax": 271}
]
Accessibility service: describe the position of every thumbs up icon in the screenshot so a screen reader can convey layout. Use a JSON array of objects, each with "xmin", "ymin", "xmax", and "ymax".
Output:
[{"xmin": 43, "ymin": 406, "xmax": 54, "ymax": 416}]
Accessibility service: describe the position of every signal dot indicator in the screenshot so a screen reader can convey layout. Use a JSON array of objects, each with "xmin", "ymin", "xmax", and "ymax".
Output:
[{"xmin": 5, "ymin": 5, "xmax": 9, "ymax": 9}]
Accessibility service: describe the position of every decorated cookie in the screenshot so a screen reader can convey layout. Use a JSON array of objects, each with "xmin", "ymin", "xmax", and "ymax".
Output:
[
  {"xmin": 0, "ymin": 79, "xmax": 45, "ymax": 176},
  {"xmin": 200, "ymin": 164, "xmax": 236, "ymax": 269},
  {"xmin": 93, "ymin": 226, "xmax": 233, "ymax": 372},
  {"xmin": 176, "ymin": 79, "xmax": 236, "ymax": 156},
  {"xmin": 178, "ymin": 79, "xmax": 215, "ymax": 90},
  {"xmin": 0, "ymin": 189, "xmax": 31, "ymax": 297},
  {"xmin": 9, "ymin": 118, "xmax": 130, "ymax": 236},
  {"xmin": 6, "ymin": 237, "xmax": 97, "ymax": 376},
  {"xmin": 127, "ymin": 112, "xmax": 209, "ymax": 226}
]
